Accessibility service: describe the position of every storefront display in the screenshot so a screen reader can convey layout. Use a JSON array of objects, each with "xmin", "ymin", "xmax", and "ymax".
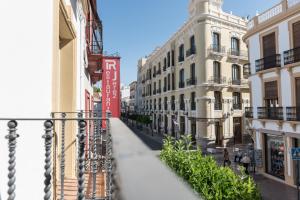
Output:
[{"xmin": 265, "ymin": 134, "xmax": 285, "ymax": 180}]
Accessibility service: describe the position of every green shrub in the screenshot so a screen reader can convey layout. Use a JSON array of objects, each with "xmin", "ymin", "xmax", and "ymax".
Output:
[{"xmin": 160, "ymin": 136, "xmax": 261, "ymax": 200}]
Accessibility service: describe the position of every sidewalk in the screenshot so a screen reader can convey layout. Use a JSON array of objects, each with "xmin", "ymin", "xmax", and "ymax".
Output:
[{"xmin": 208, "ymin": 147, "xmax": 298, "ymax": 200}]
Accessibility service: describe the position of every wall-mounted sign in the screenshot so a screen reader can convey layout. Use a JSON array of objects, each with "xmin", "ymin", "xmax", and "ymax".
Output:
[{"xmin": 102, "ymin": 56, "xmax": 121, "ymax": 127}]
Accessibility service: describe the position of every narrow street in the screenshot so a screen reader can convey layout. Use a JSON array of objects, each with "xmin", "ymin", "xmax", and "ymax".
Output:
[
  {"xmin": 124, "ymin": 121, "xmax": 163, "ymax": 151},
  {"xmin": 124, "ymin": 119, "xmax": 299, "ymax": 200}
]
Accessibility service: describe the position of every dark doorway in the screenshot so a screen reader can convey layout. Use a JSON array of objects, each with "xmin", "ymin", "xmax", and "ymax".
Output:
[
  {"xmin": 215, "ymin": 122, "xmax": 223, "ymax": 146},
  {"xmin": 191, "ymin": 119, "xmax": 196, "ymax": 144},
  {"xmin": 233, "ymin": 117, "xmax": 242, "ymax": 144}
]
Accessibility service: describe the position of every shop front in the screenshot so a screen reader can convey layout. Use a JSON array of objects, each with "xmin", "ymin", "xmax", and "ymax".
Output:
[{"xmin": 264, "ymin": 134, "xmax": 285, "ymax": 180}]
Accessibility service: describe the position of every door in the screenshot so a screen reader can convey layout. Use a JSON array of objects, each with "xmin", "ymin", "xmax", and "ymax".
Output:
[
  {"xmin": 191, "ymin": 120, "xmax": 196, "ymax": 144},
  {"xmin": 263, "ymin": 33, "xmax": 276, "ymax": 69},
  {"xmin": 215, "ymin": 122, "xmax": 223, "ymax": 146},
  {"xmin": 233, "ymin": 117, "xmax": 242, "ymax": 144},
  {"xmin": 164, "ymin": 115, "xmax": 168, "ymax": 134}
]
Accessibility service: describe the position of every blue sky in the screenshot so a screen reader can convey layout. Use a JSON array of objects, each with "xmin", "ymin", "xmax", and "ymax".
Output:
[{"xmin": 98, "ymin": 0, "xmax": 280, "ymax": 85}]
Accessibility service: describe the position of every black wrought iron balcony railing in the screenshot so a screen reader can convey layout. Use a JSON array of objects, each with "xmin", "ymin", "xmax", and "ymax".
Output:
[
  {"xmin": 233, "ymin": 103, "xmax": 242, "ymax": 110},
  {"xmin": 179, "ymin": 82, "xmax": 185, "ymax": 88},
  {"xmin": 208, "ymin": 44, "xmax": 226, "ymax": 54},
  {"xmin": 214, "ymin": 102, "xmax": 222, "ymax": 110},
  {"xmin": 186, "ymin": 78, "xmax": 197, "ymax": 86},
  {"xmin": 186, "ymin": 46, "xmax": 196, "ymax": 57},
  {"xmin": 180, "ymin": 102, "xmax": 185, "ymax": 111},
  {"xmin": 286, "ymin": 107, "xmax": 300, "ymax": 121},
  {"xmin": 191, "ymin": 102, "xmax": 196, "ymax": 110},
  {"xmin": 255, "ymin": 54, "xmax": 281, "ymax": 72},
  {"xmin": 284, "ymin": 47, "xmax": 300, "ymax": 65},
  {"xmin": 86, "ymin": 19, "xmax": 103, "ymax": 55},
  {"xmin": 257, "ymin": 107, "xmax": 283, "ymax": 120},
  {"xmin": 208, "ymin": 76, "xmax": 226, "ymax": 84},
  {"xmin": 228, "ymin": 49, "xmax": 248, "ymax": 58},
  {"xmin": 245, "ymin": 107, "xmax": 253, "ymax": 118},
  {"xmin": 229, "ymin": 79, "xmax": 248, "ymax": 86},
  {"xmin": 178, "ymin": 55, "xmax": 185, "ymax": 62}
]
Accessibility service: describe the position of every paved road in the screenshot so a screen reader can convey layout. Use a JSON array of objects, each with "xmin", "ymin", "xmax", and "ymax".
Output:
[
  {"xmin": 124, "ymin": 120, "xmax": 298, "ymax": 200},
  {"xmin": 125, "ymin": 123, "xmax": 163, "ymax": 151}
]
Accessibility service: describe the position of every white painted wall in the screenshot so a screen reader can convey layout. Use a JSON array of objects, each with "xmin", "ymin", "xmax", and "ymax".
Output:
[{"xmin": 0, "ymin": 1, "xmax": 53, "ymax": 199}]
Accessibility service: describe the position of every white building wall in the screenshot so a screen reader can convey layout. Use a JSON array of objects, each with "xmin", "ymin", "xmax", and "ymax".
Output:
[{"xmin": 0, "ymin": 1, "xmax": 54, "ymax": 199}]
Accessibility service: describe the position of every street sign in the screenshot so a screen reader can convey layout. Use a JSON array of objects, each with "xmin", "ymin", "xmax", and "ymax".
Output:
[{"xmin": 291, "ymin": 147, "xmax": 300, "ymax": 160}]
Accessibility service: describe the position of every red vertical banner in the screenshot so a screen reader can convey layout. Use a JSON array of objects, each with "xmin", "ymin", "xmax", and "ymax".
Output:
[{"xmin": 102, "ymin": 56, "xmax": 121, "ymax": 127}]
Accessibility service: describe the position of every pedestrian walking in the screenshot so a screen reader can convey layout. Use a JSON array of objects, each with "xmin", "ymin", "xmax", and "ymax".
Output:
[
  {"xmin": 241, "ymin": 153, "xmax": 251, "ymax": 174},
  {"xmin": 223, "ymin": 148, "xmax": 231, "ymax": 167},
  {"xmin": 234, "ymin": 149, "xmax": 243, "ymax": 163}
]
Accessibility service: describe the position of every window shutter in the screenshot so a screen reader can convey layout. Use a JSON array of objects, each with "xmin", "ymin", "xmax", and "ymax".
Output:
[
  {"xmin": 293, "ymin": 21, "xmax": 300, "ymax": 48},
  {"xmin": 263, "ymin": 33, "xmax": 276, "ymax": 57},
  {"xmin": 264, "ymin": 81, "xmax": 278, "ymax": 99}
]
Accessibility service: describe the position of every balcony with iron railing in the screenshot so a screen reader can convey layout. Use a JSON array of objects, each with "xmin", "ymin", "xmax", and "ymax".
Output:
[
  {"xmin": 179, "ymin": 81, "xmax": 185, "ymax": 89},
  {"xmin": 255, "ymin": 54, "xmax": 281, "ymax": 72},
  {"xmin": 233, "ymin": 103, "xmax": 242, "ymax": 110},
  {"xmin": 284, "ymin": 47, "xmax": 300, "ymax": 65},
  {"xmin": 245, "ymin": 107, "xmax": 253, "ymax": 118},
  {"xmin": 286, "ymin": 107, "xmax": 300, "ymax": 121},
  {"xmin": 186, "ymin": 78, "xmax": 197, "ymax": 86},
  {"xmin": 178, "ymin": 55, "xmax": 185, "ymax": 62},
  {"xmin": 0, "ymin": 111, "xmax": 200, "ymax": 200},
  {"xmin": 86, "ymin": 19, "xmax": 103, "ymax": 84},
  {"xmin": 214, "ymin": 102, "xmax": 222, "ymax": 111},
  {"xmin": 227, "ymin": 49, "xmax": 248, "ymax": 59},
  {"xmin": 186, "ymin": 46, "xmax": 196, "ymax": 57},
  {"xmin": 257, "ymin": 107, "xmax": 284, "ymax": 120},
  {"xmin": 208, "ymin": 76, "xmax": 227, "ymax": 84},
  {"xmin": 207, "ymin": 44, "xmax": 226, "ymax": 55},
  {"xmin": 228, "ymin": 79, "xmax": 248, "ymax": 86}
]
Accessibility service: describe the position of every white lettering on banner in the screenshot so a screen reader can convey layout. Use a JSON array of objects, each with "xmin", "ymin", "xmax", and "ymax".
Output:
[{"xmin": 105, "ymin": 60, "xmax": 117, "ymax": 70}]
